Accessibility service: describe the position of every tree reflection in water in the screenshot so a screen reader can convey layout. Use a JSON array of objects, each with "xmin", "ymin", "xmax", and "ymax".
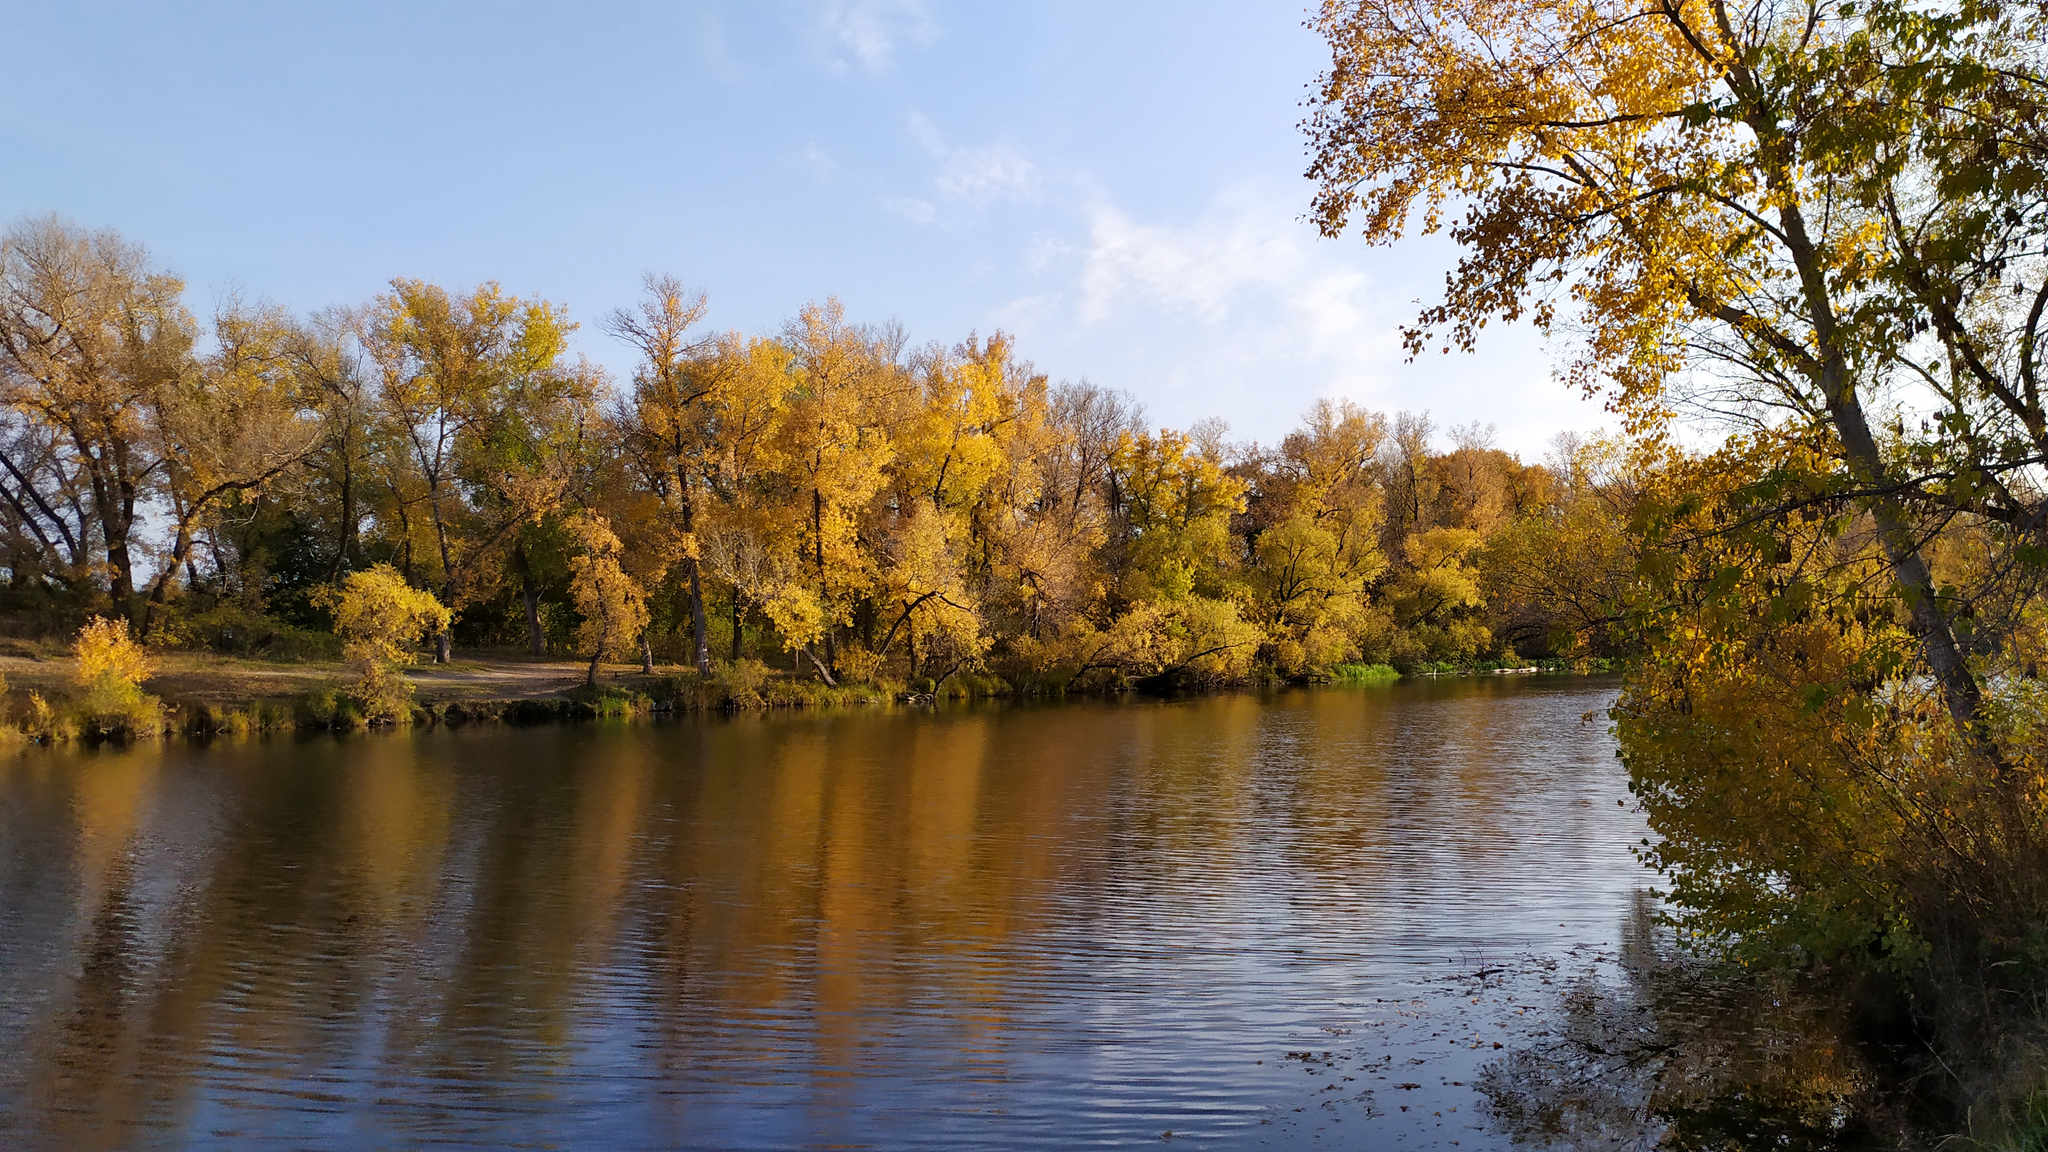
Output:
[{"xmin": 1475, "ymin": 895, "xmax": 1913, "ymax": 1151}]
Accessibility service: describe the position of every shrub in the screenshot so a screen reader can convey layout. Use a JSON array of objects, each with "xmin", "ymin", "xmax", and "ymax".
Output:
[
  {"xmin": 73, "ymin": 616, "xmax": 161, "ymax": 737},
  {"xmin": 23, "ymin": 689, "xmax": 66, "ymax": 740},
  {"xmin": 568, "ymin": 682, "xmax": 651, "ymax": 717},
  {"xmin": 314, "ymin": 565, "xmax": 451, "ymax": 723},
  {"xmin": 567, "ymin": 513, "xmax": 650, "ymax": 686},
  {"xmin": 710, "ymin": 658, "xmax": 769, "ymax": 707}
]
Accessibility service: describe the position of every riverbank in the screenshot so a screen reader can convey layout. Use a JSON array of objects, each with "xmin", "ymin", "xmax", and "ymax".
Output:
[
  {"xmin": 0, "ymin": 648, "xmax": 899, "ymax": 737},
  {"xmin": 0, "ymin": 644, "xmax": 1611, "ymax": 742}
]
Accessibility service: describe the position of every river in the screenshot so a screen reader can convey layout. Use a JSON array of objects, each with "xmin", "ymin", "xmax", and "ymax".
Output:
[{"xmin": 0, "ymin": 674, "xmax": 1800, "ymax": 1150}]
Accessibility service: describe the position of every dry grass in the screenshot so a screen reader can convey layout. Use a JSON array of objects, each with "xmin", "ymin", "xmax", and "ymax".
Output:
[{"xmin": 0, "ymin": 648, "xmax": 677, "ymax": 708}]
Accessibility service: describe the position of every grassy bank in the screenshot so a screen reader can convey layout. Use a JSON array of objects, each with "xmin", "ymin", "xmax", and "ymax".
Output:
[{"xmin": 0, "ymin": 647, "xmax": 1605, "ymax": 744}]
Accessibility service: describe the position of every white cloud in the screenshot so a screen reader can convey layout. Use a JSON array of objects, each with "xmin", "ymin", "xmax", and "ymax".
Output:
[
  {"xmin": 880, "ymin": 114, "xmax": 1037, "ymax": 229},
  {"xmin": 908, "ymin": 113, "xmax": 1036, "ymax": 203},
  {"xmin": 1075, "ymin": 192, "xmax": 1307, "ymax": 324},
  {"xmin": 998, "ymin": 182, "xmax": 1599, "ymax": 453},
  {"xmin": 817, "ymin": 0, "xmax": 932, "ymax": 72}
]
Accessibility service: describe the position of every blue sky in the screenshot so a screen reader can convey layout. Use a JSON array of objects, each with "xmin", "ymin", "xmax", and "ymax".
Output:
[{"xmin": 1, "ymin": 0, "xmax": 1605, "ymax": 454}]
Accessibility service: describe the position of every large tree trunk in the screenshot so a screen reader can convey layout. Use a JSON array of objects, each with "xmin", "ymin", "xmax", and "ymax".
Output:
[
  {"xmin": 91, "ymin": 465, "xmax": 137, "ymax": 617},
  {"xmin": 639, "ymin": 630, "xmax": 654, "ymax": 675},
  {"xmin": 1776, "ymin": 196, "xmax": 1986, "ymax": 734},
  {"xmin": 106, "ymin": 537, "xmax": 134, "ymax": 615},
  {"xmin": 513, "ymin": 543, "xmax": 544, "ymax": 657}
]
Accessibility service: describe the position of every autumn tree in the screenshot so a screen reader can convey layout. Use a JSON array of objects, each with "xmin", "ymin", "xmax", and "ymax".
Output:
[
  {"xmin": 1309, "ymin": 0, "xmax": 2048, "ymax": 1098},
  {"xmin": 692, "ymin": 332, "xmax": 795, "ymax": 664},
  {"xmin": 139, "ymin": 301, "xmax": 325, "ymax": 636},
  {"xmin": 360, "ymin": 280, "xmax": 593, "ymax": 662},
  {"xmin": 768, "ymin": 301, "xmax": 905, "ymax": 677},
  {"xmin": 317, "ymin": 563, "xmax": 450, "ymax": 722},
  {"xmin": 1307, "ymin": 0, "xmax": 2048, "ymax": 733},
  {"xmin": 290, "ymin": 308, "xmax": 376, "ymax": 584},
  {"xmin": 605, "ymin": 274, "xmax": 715, "ymax": 672},
  {"xmin": 71, "ymin": 615, "xmax": 159, "ymax": 735},
  {"xmin": 995, "ymin": 382, "xmax": 1137, "ymax": 649},
  {"xmin": 566, "ymin": 512, "xmax": 650, "ymax": 687},
  {"xmin": 1246, "ymin": 399, "xmax": 1391, "ymax": 673},
  {"xmin": 0, "ymin": 216, "xmax": 194, "ymax": 615},
  {"xmin": 864, "ymin": 333, "xmax": 1040, "ymax": 681}
]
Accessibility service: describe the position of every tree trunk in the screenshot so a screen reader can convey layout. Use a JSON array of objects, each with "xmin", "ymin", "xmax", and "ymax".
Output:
[
  {"xmin": 333, "ymin": 448, "xmax": 357, "ymax": 582},
  {"xmin": 1776, "ymin": 195, "xmax": 1986, "ymax": 734},
  {"xmin": 812, "ymin": 487, "xmax": 833, "ymax": 673},
  {"xmin": 800, "ymin": 646, "xmax": 838, "ymax": 686},
  {"xmin": 732, "ymin": 593, "xmax": 743, "ymax": 664},
  {"xmin": 108, "ymin": 463, "xmax": 140, "ymax": 617},
  {"xmin": 139, "ymin": 518, "xmax": 198, "ymax": 640},
  {"xmin": 513, "ymin": 543, "xmax": 544, "ymax": 657},
  {"xmin": 430, "ymin": 486, "xmax": 455, "ymax": 664},
  {"xmin": 678, "ymin": 471, "xmax": 711, "ymax": 674},
  {"xmin": 639, "ymin": 630, "xmax": 655, "ymax": 675},
  {"xmin": 106, "ymin": 533, "xmax": 134, "ymax": 617},
  {"xmin": 587, "ymin": 649, "xmax": 601, "ymax": 687}
]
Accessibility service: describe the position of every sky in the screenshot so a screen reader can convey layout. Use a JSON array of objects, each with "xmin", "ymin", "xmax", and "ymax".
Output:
[{"xmin": 0, "ymin": 0, "xmax": 1609, "ymax": 456}]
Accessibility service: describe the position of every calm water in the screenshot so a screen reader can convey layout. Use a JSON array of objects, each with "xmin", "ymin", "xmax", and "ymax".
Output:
[{"xmin": 0, "ymin": 675, "xmax": 1658, "ymax": 1150}]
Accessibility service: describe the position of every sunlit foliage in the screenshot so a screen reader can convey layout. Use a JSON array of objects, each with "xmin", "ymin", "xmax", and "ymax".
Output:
[
  {"xmin": 316, "ymin": 563, "xmax": 451, "ymax": 723},
  {"xmin": 0, "ymin": 217, "xmax": 1647, "ymax": 704},
  {"xmin": 1307, "ymin": 0, "xmax": 2048, "ymax": 1117},
  {"xmin": 71, "ymin": 615, "xmax": 158, "ymax": 736}
]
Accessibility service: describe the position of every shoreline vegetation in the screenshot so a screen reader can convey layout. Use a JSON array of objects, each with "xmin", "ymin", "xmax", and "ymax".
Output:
[
  {"xmin": 0, "ymin": 216, "xmax": 1636, "ymax": 745},
  {"xmin": 0, "ymin": 637, "xmax": 1613, "ymax": 745},
  {"xmin": 1300, "ymin": 0, "xmax": 2048, "ymax": 1140}
]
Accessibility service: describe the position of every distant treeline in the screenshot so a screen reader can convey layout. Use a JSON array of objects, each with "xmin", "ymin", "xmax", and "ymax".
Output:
[{"xmin": 0, "ymin": 215, "xmax": 1634, "ymax": 689}]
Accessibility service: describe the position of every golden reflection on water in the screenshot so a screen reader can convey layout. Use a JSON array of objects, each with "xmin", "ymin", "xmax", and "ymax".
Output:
[{"xmin": 0, "ymin": 678, "xmax": 1648, "ymax": 1150}]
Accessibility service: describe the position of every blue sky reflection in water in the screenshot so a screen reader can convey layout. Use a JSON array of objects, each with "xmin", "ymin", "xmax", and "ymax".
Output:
[{"xmin": 0, "ymin": 677, "xmax": 1650, "ymax": 1149}]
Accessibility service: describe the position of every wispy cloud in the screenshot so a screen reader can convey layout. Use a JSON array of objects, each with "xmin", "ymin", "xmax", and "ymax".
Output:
[
  {"xmin": 908, "ymin": 114, "xmax": 1036, "ymax": 204},
  {"xmin": 882, "ymin": 113, "xmax": 1037, "ymax": 228},
  {"xmin": 1023, "ymin": 184, "xmax": 1587, "ymax": 451},
  {"xmin": 1076, "ymin": 195, "xmax": 1300, "ymax": 324},
  {"xmin": 817, "ymin": 0, "xmax": 933, "ymax": 72}
]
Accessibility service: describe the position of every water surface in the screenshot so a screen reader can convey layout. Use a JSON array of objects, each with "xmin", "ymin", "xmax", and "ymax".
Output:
[{"xmin": 0, "ymin": 675, "xmax": 1647, "ymax": 1149}]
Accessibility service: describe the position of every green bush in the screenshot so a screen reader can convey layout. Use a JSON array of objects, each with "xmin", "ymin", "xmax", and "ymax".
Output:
[
  {"xmin": 567, "ymin": 682, "xmax": 651, "ymax": 717},
  {"xmin": 1330, "ymin": 662, "xmax": 1400, "ymax": 685},
  {"xmin": 294, "ymin": 685, "xmax": 365, "ymax": 728}
]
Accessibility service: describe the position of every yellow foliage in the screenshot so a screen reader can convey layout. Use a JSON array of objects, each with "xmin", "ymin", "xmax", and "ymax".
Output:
[
  {"xmin": 72, "ymin": 616, "xmax": 160, "ymax": 736},
  {"xmin": 316, "ymin": 564, "xmax": 451, "ymax": 723},
  {"xmin": 567, "ymin": 513, "xmax": 651, "ymax": 684}
]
